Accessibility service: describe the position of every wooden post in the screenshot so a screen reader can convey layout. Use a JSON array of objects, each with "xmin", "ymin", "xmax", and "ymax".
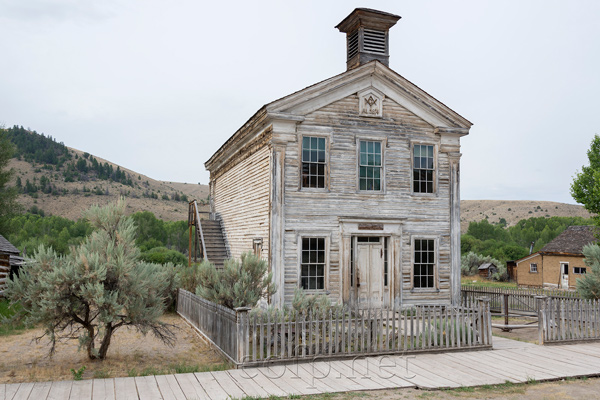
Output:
[
  {"xmin": 535, "ymin": 295, "xmax": 547, "ymax": 345},
  {"xmin": 235, "ymin": 307, "xmax": 251, "ymax": 365},
  {"xmin": 502, "ymin": 293, "xmax": 510, "ymax": 332},
  {"xmin": 477, "ymin": 297, "xmax": 491, "ymax": 345},
  {"xmin": 188, "ymin": 225, "xmax": 192, "ymax": 267}
]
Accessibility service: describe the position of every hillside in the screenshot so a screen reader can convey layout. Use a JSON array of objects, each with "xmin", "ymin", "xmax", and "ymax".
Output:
[
  {"xmin": 6, "ymin": 127, "xmax": 210, "ymax": 221},
  {"xmin": 460, "ymin": 200, "xmax": 592, "ymax": 233}
]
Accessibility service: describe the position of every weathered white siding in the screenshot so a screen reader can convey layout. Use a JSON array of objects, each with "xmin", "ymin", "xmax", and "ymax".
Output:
[
  {"xmin": 279, "ymin": 95, "xmax": 456, "ymax": 305},
  {"xmin": 212, "ymin": 141, "xmax": 271, "ymax": 262}
]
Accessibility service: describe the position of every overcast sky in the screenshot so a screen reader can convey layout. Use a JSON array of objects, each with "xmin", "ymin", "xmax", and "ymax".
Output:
[{"xmin": 1, "ymin": 0, "xmax": 599, "ymax": 204}]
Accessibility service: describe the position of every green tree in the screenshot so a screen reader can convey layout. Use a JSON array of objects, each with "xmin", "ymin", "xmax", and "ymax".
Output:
[
  {"xmin": 6, "ymin": 200, "xmax": 176, "ymax": 360},
  {"xmin": 576, "ymin": 243, "xmax": 600, "ymax": 299},
  {"xmin": 196, "ymin": 252, "xmax": 276, "ymax": 309},
  {"xmin": 571, "ymin": 134, "xmax": 600, "ymax": 224},
  {"xmin": 0, "ymin": 128, "xmax": 20, "ymax": 232}
]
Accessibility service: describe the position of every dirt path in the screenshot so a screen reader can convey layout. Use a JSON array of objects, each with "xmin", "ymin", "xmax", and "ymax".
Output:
[{"xmin": 0, "ymin": 313, "xmax": 228, "ymax": 384}]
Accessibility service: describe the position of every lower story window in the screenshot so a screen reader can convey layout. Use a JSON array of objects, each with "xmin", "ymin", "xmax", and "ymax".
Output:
[
  {"xmin": 530, "ymin": 263, "xmax": 538, "ymax": 273},
  {"xmin": 414, "ymin": 239, "xmax": 435, "ymax": 288},
  {"xmin": 574, "ymin": 267, "xmax": 587, "ymax": 274},
  {"xmin": 301, "ymin": 237, "xmax": 325, "ymax": 290}
]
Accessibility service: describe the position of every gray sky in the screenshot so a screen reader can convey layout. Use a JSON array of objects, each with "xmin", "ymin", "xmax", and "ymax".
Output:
[{"xmin": 1, "ymin": 0, "xmax": 599, "ymax": 204}]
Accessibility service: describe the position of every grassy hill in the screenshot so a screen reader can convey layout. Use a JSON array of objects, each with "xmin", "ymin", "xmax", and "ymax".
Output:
[
  {"xmin": 460, "ymin": 200, "xmax": 592, "ymax": 234},
  {"xmin": 6, "ymin": 126, "xmax": 209, "ymax": 222}
]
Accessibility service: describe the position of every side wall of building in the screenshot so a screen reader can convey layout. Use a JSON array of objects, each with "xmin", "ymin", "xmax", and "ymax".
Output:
[
  {"xmin": 211, "ymin": 133, "xmax": 272, "ymax": 262},
  {"xmin": 516, "ymin": 254, "xmax": 544, "ymax": 287}
]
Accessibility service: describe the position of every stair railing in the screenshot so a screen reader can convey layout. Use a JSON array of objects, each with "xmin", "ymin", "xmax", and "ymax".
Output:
[{"xmin": 188, "ymin": 200, "xmax": 208, "ymax": 267}]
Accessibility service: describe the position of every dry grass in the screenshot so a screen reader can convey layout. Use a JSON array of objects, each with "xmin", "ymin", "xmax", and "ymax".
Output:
[{"xmin": 0, "ymin": 313, "xmax": 229, "ymax": 384}]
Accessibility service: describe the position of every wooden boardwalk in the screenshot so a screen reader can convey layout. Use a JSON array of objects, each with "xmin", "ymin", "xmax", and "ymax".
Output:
[{"xmin": 3, "ymin": 338, "xmax": 600, "ymax": 399}]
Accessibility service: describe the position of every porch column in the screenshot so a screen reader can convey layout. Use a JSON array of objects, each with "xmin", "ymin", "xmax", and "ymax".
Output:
[
  {"xmin": 449, "ymin": 152, "xmax": 462, "ymax": 306},
  {"xmin": 341, "ymin": 234, "xmax": 351, "ymax": 304},
  {"xmin": 270, "ymin": 141, "xmax": 286, "ymax": 307}
]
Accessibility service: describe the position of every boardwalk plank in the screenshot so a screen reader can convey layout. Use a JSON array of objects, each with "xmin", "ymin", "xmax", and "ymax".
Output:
[
  {"xmin": 69, "ymin": 380, "xmax": 92, "ymax": 400},
  {"xmin": 194, "ymin": 372, "xmax": 231, "ymax": 400},
  {"xmin": 114, "ymin": 377, "xmax": 139, "ymax": 400},
  {"xmin": 174, "ymin": 373, "xmax": 209, "ymax": 400},
  {"xmin": 28, "ymin": 381, "xmax": 52, "ymax": 400},
  {"xmin": 296, "ymin": 363, "xmax": 347, "ymax": 393},
  {"xmin": 154, "ymin": 375, "xmax": 186, "ymax": 400},
  {"xmin": 1, "ymin": 384, "xmax": 21, "ymax": 400},
  {"xmin": 134, "ymin": 377, "xmax": 162, "ymax": 400},
  {"xmin": 375, "ymin": 356, "xmax": 461, "ymax": 389},
  {"xmin": 410, "ymin": 355, "xmax": 492, "ymax": 387},
  {"xmin": 207, "ymin": 372, "xmax": 245, "ymax": 400},
  {"xmin": 328, "ymin": 361, "xmax": 384, "ymax": 391},
  {"xmin": 11, "ymin": 382, "xmax": 34, "ymax": 400},
  {"xmin": 339, "ymin": 358, "xmax": 415, "ymax": 389},
  {"xmin": 439, "ymin": 353, "xmax": 521, "ymax": 383},
  {"xmin": 484, "ymin": 351, "xmax": 562, "ymax": 380},
  {"xmin": 225, "ymin": 370, "xmax": 269, "ymax": 398},
  {"xmin": 48, "ymin": 381, "xmax": 73, "ymax": 400},
  {"xmin": 91, "ymin": 379, "xmax": 115, "ymax": 400}
]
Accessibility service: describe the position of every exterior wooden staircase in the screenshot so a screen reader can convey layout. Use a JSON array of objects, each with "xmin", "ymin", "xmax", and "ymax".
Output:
[{"xmin": 188, "ymin": 201, "xmax": 228, "ymax": 268}]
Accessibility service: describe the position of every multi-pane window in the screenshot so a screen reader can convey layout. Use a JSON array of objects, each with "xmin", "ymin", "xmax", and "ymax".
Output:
[
  {"xmin": 359, "ymin": 140, "xmax": 382, "ymax": 191},
  {"xmin": 413, "ymin": 239, "xmax": 435, "ymax": 288},
  {"xmin": 574, "ymin": 267, "xmax": 587, "ymax": 274},
  {"xmin": 301, "ymin": 237, "xmax": 325, "ymax": 290},
  {"xmin": 413, "ymin": 144, "xmax": 434, "ymax": 193},
  {"xmin": 302, "ymin": 136, "xmax": 326, "ymax": 188},
  {"xmin": 530, "ymin": 263, "xmax": 538, "ymax": 273}
]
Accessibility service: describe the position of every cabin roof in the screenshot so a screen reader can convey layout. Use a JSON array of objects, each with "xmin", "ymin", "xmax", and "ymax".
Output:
[
  {"xmin": 0, "ymin": 234, "xmax": 20, "ymax": 255},
  {"xmin": 540, "ymin": 225, "xmax": 598, "ymax": 255},
  {"xmin": 478, "ymin": 263, "xmax": 497, "ymax": 270}
]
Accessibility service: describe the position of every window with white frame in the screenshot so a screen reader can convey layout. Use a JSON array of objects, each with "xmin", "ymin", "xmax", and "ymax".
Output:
[
  {"xmin": 300, "ymin": 237, "xmax": 325, "ymax": 290},
  {"xmin": 301, "ymin": 136, "xmax": 326, "ymax": 188},
  {"xmin": 574, "ymin": 267, "xmax": 587, "ymax": 274},
  {"xmin": 530, "ymin": 263, "xmax": 538, "ymax": 273},
  {"xmin": 359, "ymin": 140, "xmax": 382, "ymax": 191},
  {"xmin": 413, "ymin": 239, "xmax": 435, "ymax": 289},
  {"xmin": 413, "ymin": 144, "xmax": 434, "ymax": 193}
]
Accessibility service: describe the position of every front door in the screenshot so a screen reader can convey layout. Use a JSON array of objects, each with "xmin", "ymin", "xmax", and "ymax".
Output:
[
  {"xmin": 561, "ymin": 263, "xmax": 569, "ymax": 289},
  {"xmin": 356, "ymin": 238, "xmax": 384, "ymax": 307}
]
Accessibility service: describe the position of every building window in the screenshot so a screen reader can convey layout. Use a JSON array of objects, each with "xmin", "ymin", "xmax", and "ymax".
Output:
[
  {"xmin": 413, "ymin": 239, "xmax": 435, "ymax": 289},
  {"xmin": 413, "ymin": 144, "xmax": 434, "ymax": 193},
  {"xmin": 252, "ymin": 238, "xmax": 262, "ymax": 258},
  {"xmin": 574, "ymin": 267, "xmax": 587, "ymax": 274},
  {"xmin": 384, "ymin": 237, "xmax": 389, "ymax": 287},
  {"xmin": 302, "ymin": 136, "xmax": 326, "ymax": 188},
  {"xmin": 301, "ymin": 237, "xmax": 325, "ymax": 290},
  {"xmin": 359, "ymin": 140, "xmax": 382, "ymax": 191},
  {"xmin": 530, "ymin": 263, "xmax": 538, "ymax": 273}
]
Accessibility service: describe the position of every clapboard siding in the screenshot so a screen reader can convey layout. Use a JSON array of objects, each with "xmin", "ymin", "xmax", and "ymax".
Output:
[
  {"xmin": 212, "ymin": 143, "xmax": 271, "ymax": 262},
  {"xmin": 279, "ymin": 95, "xmax": 455, "ymax": 305}
]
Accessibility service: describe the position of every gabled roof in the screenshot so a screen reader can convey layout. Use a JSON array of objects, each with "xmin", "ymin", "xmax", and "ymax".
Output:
[
  {"xmin": 478, "ymin": 263, "xmax": 497, "ymax": 270},
  {"xmin": 206, "ymin": 60, "xmax": 472, "ymax": 171},
  {"xmin": 540, "ymin": 225, "xmax": 598, "ymax": 255},
  {"xmin": 0, "ymin": 234, "xmax": 20, "ymax": 255}
]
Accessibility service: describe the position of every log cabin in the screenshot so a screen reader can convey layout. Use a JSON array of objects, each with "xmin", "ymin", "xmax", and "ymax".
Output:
[{"xmin": 203, "ymin": 8, "xmax": 472, "ymax": 308}]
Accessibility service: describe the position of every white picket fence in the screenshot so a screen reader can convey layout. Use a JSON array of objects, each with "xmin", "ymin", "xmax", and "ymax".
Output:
[
  {"xmin": 539, "ymin": 297, "xmax": 600, "ymax": 344},
  {"xmin": 178, "ymin": 290, "xmax": 492, "ymax": 367}
]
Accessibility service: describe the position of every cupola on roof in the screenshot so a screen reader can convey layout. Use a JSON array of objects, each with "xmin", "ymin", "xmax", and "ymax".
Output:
[{"xmin": 335, "ymin": 8, "xmax": 401, "ymax": 70}]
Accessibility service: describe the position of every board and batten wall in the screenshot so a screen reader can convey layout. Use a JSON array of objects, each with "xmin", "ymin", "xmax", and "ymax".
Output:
[
  {"xmin": 278, "ymin": 95, "xmax": 457, "ymax": 306},
  {"xmin": 210, "ymin": 135, "xmax": 272, "ymax": 263}
]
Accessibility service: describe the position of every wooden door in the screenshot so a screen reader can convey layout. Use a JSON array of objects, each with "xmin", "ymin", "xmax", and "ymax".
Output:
[
  {"xmin": 561, "ymin": 263, "xmax": 569, "ymax": 289},
  {"xmin": 356, "ymin": 242, "xmax": 384, "ymax": 307}
]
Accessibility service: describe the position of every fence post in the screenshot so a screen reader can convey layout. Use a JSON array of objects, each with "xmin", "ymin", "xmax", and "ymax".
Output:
[
  {"xmin": 235, "ymin": 307, "xmax": 251, "ymax": 365},
  {"xmin": 535, "ymin": 296, "xmax": 547, "ymax": 345},
  {"xmin": 477, "ymin": 297, "xmax": 491, "ymax": 345}
]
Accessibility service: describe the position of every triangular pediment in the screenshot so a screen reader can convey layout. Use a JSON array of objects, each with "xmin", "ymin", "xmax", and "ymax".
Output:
[{"xmin": 266, "ymin": 61, "xmax": 471, "ymax": 130}]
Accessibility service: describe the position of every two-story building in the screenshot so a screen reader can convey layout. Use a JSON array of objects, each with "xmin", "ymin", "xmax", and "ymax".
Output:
[{"xmin": 204, "ymin": 8, "xmax": 472, "ymax": 308}]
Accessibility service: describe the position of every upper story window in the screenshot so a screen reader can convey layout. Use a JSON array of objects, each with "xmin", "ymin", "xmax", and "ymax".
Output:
[
  {"xmin": 413, "ymin": 144, "xmax": 434, "ymax": 193},
  {"xmin": 359, "ymin": 140, "xmax": 382, "ymax": 191},
  {"xmin": 414, "ymin": 238, "xmax": 435, "ymax": 289},
  {"xmin": 302, "ymin": 136, "xmax": 326, "ymax": 188}
]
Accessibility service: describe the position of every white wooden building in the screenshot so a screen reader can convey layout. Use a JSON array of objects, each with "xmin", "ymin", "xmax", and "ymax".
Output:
[{"xmin": 205, "ymin": 8, "xmax": 472, "ymax": 308}]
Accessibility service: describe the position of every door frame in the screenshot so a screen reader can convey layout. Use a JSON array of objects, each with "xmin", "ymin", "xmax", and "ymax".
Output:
[
  {"xmin": 339, "ymin": 217, "xmax": 404, "ymax": 308},
  {"xmin": 560, "ymin": 262, "xmax": 569, "ymax": 289}
]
